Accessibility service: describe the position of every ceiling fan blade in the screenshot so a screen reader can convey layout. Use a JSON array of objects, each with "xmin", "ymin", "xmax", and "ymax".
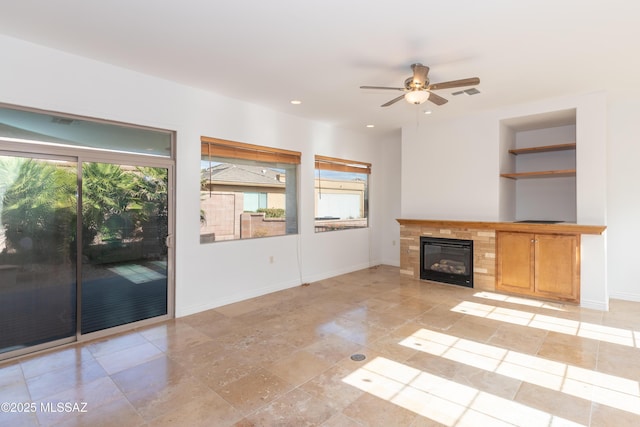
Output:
[
  {"xmin": 427, "ymin": 77, "xmax": 480, "ymax": 91},
  {"xmin": 381, "ymin": 94, "xmax": 406, "ymax": 107},
  {"xmin": 360, "ymin": 85, "xmax": 405, "ymax": 91},
  {"xmin": 411, "ymin": 63, "xmax": 430, "ymax": 87},
  {"xmin": 427, "ymin": 92, "xmax": 448, "ymax": 106}
]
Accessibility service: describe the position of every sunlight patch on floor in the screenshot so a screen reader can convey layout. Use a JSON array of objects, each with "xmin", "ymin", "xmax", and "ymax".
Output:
[
  {"xmin": 343, "ymin": 356, "xmax": 583, "ymax": 426},
  {"xmin": 400, "ymin": 328, "xmax": 640, "ymax": 416},
  {"xmin": 452, "ymin": 300, "xmax": 637, "ymax": 347},
  {"xmin": 473, "ymin": 291, "xmax": 566, "ymax": 311}
]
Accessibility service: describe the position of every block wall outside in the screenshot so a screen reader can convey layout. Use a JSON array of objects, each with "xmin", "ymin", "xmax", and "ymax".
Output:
[
  {"xmin": 240, "ymin": 213, "xmax": 286, "ymax": 239},
  {"xmin": 400, "ymin": 225, "xmax": 496, "ymax": 291}
]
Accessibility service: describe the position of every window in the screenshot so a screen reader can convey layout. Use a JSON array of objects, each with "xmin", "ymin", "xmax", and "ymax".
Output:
[
  {"xmin": 200, "ymin": 137, "xmax": 300, "ymax": 242},
  {"xmin": 243, "ymin": 192, "xmax": 268, "ymax": 212},
  {"xmin": 314, "ymin": 155, "xmax": 370, "ymax": 232},
  {"xmin": 0, "ymin": 106, "xmax": 172, "ymax": 157}
]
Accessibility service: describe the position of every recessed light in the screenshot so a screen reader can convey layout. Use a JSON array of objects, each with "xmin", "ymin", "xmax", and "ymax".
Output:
[
  {"xmin": 423, "ymin": 110, "xmax": 432, "ymax": 115},
  {"xmin": 290, "ymin": 100, "xmax": 302, "ymax": 105},
  {"xmin": 366, "ymin": 124, "xmax": 375, "ymax": 128}
]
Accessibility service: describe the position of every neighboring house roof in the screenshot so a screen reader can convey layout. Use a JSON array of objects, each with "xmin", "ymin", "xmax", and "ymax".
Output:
[{"xmin": 202, "ymin": 163, "xmax": 285, "ymax": 186}]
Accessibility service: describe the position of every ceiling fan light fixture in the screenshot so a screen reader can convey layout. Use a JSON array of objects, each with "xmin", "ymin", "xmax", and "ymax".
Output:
[{"xmin": 405, "ymin": 90, "xmax": 430, "ymax": 105}]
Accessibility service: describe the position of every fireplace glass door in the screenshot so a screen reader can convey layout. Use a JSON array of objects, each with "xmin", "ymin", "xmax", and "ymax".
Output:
[{"xmin": 420, "ymin": 237, "xmax": 474, "ymax": 287}]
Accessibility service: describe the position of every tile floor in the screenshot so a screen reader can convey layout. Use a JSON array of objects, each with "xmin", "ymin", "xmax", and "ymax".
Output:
[{"xmin": 1, "ymin": 265, "xmax": 640, "ymax": 426}]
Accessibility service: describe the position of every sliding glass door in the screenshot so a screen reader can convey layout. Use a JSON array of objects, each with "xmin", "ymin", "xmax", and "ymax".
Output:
[
  {"xmin": 0, "ymin": 154, "xmax": 172, "ymax": 356},
  {"xmin": 80, "ymin": 162, "xmax": 169, "ymax": 334},
  {"xmin": 0, "ymin": 154, "xmax": 78, "ymax": 354},
  {"xmin": 0, "ymin": 104, "xmax": 174, "ymax": 360}
]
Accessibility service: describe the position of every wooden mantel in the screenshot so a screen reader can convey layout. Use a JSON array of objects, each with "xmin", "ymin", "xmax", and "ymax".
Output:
[
  {"xmin": 397, "ymin": 219, "xmax": 606, "ymax": 293},
  {"xmin": 396, "ymin": 219, "xmax": 606, "ymax": 235}
]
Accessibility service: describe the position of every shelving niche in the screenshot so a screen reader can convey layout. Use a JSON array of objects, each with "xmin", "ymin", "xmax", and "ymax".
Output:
[
  {"xmin": 499, "ymin": 109, "xmax": 577, "ymax": 222},
  {"xmin": 501, "ymin": 143, "xmax": 576, "ymax": 179}
]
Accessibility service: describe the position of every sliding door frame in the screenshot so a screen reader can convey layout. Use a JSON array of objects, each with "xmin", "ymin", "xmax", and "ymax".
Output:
[
  {"xmin": 0, "ymin": 149, "xmax": 79, "ymax": 360},
  {"xmin": 0, "ymin": 123, "xmax": 176, "ymax": 358}
]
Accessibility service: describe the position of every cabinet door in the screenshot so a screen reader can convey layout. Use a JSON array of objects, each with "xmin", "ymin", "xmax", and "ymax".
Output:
[
  {"xmin": 534, "ymin": 234, "xmax": 580, "ymax": 302},
  {"xmin": 496, "ymin": 232, "xmax": 535, "ymax": 294}
]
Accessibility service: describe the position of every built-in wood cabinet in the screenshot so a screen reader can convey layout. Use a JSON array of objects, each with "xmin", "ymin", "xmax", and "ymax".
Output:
[{"xmin": 496, "ymin": 231, "xmax": 580, "ymax": 303}]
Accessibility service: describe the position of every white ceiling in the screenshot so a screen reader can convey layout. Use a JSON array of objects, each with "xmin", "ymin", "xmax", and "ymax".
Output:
[{"xmin": 0, "ymin": 0, "xmax": 638, "ymax": 135}]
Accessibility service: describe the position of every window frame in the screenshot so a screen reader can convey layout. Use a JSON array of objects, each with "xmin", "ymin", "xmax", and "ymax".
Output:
[
  {"xmin": 200, "ymin": 137, "xmax": 300, "ymax": 243},
  {"xmin": 314, "ymin": 155, "xmax": 371, "ymax": 233}
]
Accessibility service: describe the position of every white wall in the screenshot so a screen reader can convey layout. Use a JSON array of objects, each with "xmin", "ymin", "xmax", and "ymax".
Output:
[
  {"xmin": 375, "ymin": 130, "xmax": 402, "ymax": 267},
  {"xmin": 607, "ymin": 90, "xmax": 640, "ymax": 301},
  {"xmin": 401, "ymin": 114, "xmax": 499, "ymax": 220},
  {"xmin": 498, "ymin": 124, "xmax": 516, "ymax": 220},
  {"xmin": 0, "ymin": 35, "xmax": 402, "ymax": 317},
  {"xmin": 401, "ymin": 92, "xmax": 610, "ymax": 309}
]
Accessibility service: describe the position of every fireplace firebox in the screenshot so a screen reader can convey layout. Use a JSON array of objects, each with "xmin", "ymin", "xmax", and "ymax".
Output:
[{"xmin": 420, "ymin": 237, "xmax": 473, "ymax": 288}]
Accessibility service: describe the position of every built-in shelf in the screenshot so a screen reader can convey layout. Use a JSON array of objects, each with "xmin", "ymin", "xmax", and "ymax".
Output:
[
  {"xmin": 500, "ymin": 169, "xmax": 576, "ymax": 179},
  {"xmin": 508, "ymin": 142, "xmax": 576, "ymax": 155}
]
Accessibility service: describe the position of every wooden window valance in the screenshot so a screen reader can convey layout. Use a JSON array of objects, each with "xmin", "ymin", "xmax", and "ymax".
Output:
[
  {"xmin": 315, "ymin": 155, "xmax": 371, "ymax": 174},
  {"xmin": 201, "ymin": 136, "xmax": 301, "ymax": 164}
]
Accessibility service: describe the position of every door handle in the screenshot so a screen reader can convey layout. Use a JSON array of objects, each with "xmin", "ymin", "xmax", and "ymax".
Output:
[{"xmin": 165, "ymin": 234, "xmax": 173, "ymax": 248}]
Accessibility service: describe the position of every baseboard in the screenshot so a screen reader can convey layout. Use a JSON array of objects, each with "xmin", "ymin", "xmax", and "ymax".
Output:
[
  {"xmin": 177, "ymin": 261, "xmax": 387, "ymax": 317},
  {"xmin": 608, "ymin": 290, "xmax": 640, "ymax": 302},
  {"xmin": 380, "ymin": 258, "xmax": 400, "ymax": 267},
  {"xmin": 580, "ymin": 298, "xmax": 609, "ymax": 311},
  {"xmin": 177, "ymin": 278, "xmax": 300, "ymax": 317},
  {"xmin": 301, "ymin": 261, "xmax": 373, "ymax": 284}
]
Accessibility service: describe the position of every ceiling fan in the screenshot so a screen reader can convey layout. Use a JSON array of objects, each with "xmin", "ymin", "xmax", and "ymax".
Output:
[{"xmin": 360, "ymin": 63, "xmax": 480, "ymax": 107}]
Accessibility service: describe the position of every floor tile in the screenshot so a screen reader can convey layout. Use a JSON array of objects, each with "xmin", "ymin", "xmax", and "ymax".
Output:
[
  {"xmin": 321, "ymin": 412, "xmax": 366, "ymax": 426},
  {"xmin": 53, "ymin": 397, "xmax": 144, "ymax": 427},
  {"xmin": 94, "ymin": 341, "xmax": 163, "ymax": 375},
  {"xmin": 536, "ymin": 331, "xmax": 599, "ymax": 369},
  {"xmin": 596, "ymin": 341, "xmax": 640, "ymax": 381},
  {"xmin": 20, "ymin": 347, "xmax": 94, "ymax": 379},
  {"xmin": 342, "ymin": 393, "xmax": 418, "ymax": 427},
  {"xmin": 514, "ymin": 382, "xmax": 592, "ymax": 425},
  {"xmin": 26, "ymin": 359, "xmax": 107, "ymax": 401},
  {"xmin": 85, "ymin": 332, "xmax": 148, "ymax": 359},
  {"xmin": 304, "ymin": 334, "xmax": 363, "ymax": 364},
  {"xmin": 414, "ymin": 304, "xmax": 466, "ymax": 330},
  {"xmin": 215, "ymin": 368, "xmax": 293, "ymax": 415},
  {"xmin": 3, "ymin": 267, "xmax": 640, "ymax": 426},
  {"xmin": 191, "ymin": 350, "xmax": 261, "ymax": 391},
  {"xmin": 300, "ymin": 360, "xmax": 366, "ymax": 412},
  {"xmin": 266, "ymin": 349, "xmax": 332, "ymax": 387},
  {"xmin": 147, "ymin": 389, "xmax": 243, "ymax": 427},
  {"xmin": 591, "ymin": 402, "xmax": 640, "ymax": 427},
  {"xmin": 486, "ymin": 323, "xmax": 548, "ymax": 354},
  {"xmin": 241, "ymin": 388, "xmax": 334, "ymax": 426}
]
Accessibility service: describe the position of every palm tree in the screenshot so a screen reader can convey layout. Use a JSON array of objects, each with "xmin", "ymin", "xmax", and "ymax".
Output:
[
  {"xmin": 1, "ymin": 157, "xmax": 76, "ymax": 264},
  {"xmin": 131, "ymin": 167, "xmax": 168, "ymax": 256},
  {"xmin": 81, "ymin": 162, "xmax": 136, "ymax": 246}
]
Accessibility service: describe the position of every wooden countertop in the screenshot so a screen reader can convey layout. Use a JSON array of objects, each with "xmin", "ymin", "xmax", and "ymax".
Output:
[{"xmin": 396, "ymin": 219, "xmax": 606, "ymax": 235}]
